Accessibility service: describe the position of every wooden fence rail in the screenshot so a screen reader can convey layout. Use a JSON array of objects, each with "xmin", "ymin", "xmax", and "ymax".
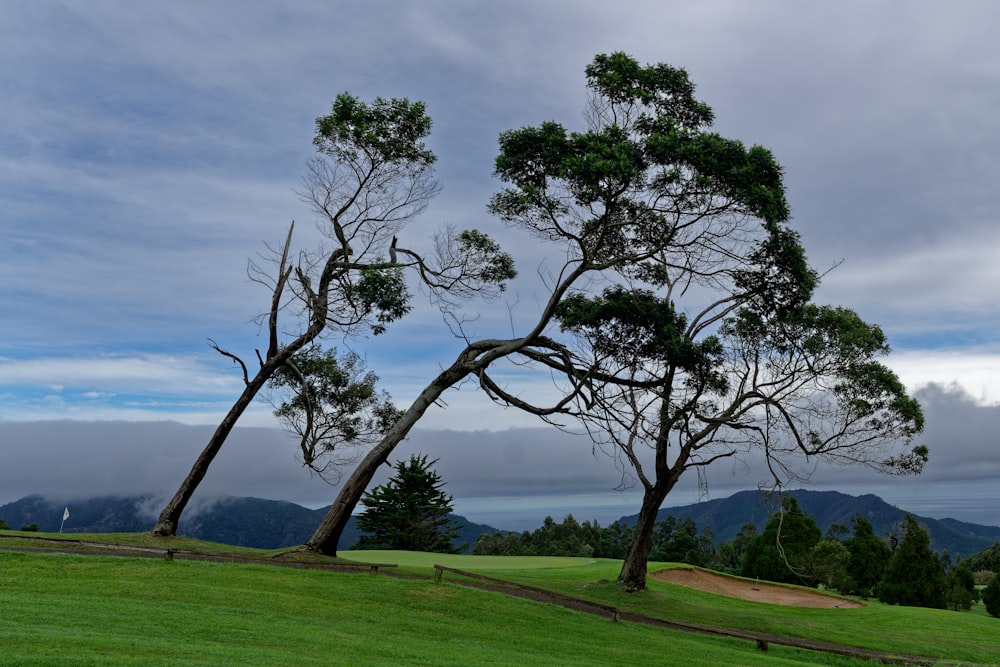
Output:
[{"xmin": 431, "ymin": 564, "xmax": 943, "ymax": 665}]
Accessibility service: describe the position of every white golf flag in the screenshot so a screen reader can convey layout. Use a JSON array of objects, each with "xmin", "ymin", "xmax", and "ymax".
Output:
[{"xmin": 63, "ymin": 507, "xmax": 70, "ymax": 521}]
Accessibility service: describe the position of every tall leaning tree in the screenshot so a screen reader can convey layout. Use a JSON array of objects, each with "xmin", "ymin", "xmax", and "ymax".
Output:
[
  {"xmin": 152, "ymin": 94, "xmax": 514, "ymax": 537},
  {"xmin": 300, "ymin": 52, "xmax": 923, "ymax": 563},
  {"xmin": 301, "ymin": 52, "xmax": 744, "ymax": 554},
  {"xmin": 523, "ymin": 53, "xmax": 926, "ymax": 590},
  {"xmin": 298, "ymin": 52, "xmax": 789, "ymax": 555}
]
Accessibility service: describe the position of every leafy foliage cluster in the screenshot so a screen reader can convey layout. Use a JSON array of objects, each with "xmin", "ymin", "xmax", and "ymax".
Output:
[
  {"xmin": 963, "ymin": 542, "xmax": 1000, "ymax": 575},
  {"xmin": 268, "ymin": 344, "xmax": 400, "ymax": 482},
  {"xmin": 474, "ymin": 514, "xmax": 720, "ymax": 569},
  {"xmin": 877, "ymin": 514, "xmax": 951, "ymax": 609},
  {"xmin": 742, "ymin": 497, "xmax": 822, "ymax": 585}
]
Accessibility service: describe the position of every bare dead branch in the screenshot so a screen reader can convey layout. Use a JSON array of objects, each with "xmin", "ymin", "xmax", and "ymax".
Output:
[{"xmin": 208, "ymin": 338, "xmax": 249, "ymax": 385}]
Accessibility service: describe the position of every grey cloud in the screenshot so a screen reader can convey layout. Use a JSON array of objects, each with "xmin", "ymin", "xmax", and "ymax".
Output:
[
  {"xmin": 3, "ymin": 2, "xmax": 1000, "ymax": 529},
  {"xmin": 4, "ymin": 1, "xmax": 999, "ymax": 357},
  {"xmin": 0, "ymin": 421, "xmax": 333, "ymax": 507},
  {"xmin": 404, "ymin": 428, "xmax": 627, "ymax": 498},
  {"xmin": 909, "ymin": 383, "xmax": 1000, "ymax": 482},
  {"xmin": 2, "ymin": 381, "xmax": 998, "ymax": 527}
]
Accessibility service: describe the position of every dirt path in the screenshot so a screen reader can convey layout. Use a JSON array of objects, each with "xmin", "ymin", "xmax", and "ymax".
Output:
[{"xmin": 653, "ymin": 567, "xmax": 863, "ymax": 608}]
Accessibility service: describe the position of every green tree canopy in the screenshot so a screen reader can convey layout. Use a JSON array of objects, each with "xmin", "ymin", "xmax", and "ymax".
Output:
[
  {"xmin": 354, "ymin": 454, "xmax": 462, "ymax": 553},
  {"xmin": 268, "ymin": 344, "xmax": 400, "ymax": 482},
  {"xmin": 962, "ymin": 541, "xmax": 1000, "ymax": 574},
  {"xmin": 878, "ymin": 515, "xmax": 946, "ymax": 609},
  {"xmin": 843, "ymin": 515, "xmax": 891, "ymax": 596},
  {"xmin": 944, "ymin": 565, "xmax": 978, "ymax": 611},
  {"xmin": 809, "ymin": 539, "xmax": 853, "ymax": 593},
  {"xmin": 650, "ymin": 516, "xmax": 713, "ymax": 567},
  {"xmin": 742, "ymin": 497, "xmax": 822, "ymax": 585}
]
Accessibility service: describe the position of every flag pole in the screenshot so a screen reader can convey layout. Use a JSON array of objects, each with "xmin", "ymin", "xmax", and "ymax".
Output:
[{"xmin": 59, "ymin": 507, "xmax": 69, "ymax": 534}]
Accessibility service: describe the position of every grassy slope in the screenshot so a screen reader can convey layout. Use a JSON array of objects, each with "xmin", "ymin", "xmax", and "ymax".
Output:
[
  {"xmin": 483, "ymin": 560, "xmax": 1000, "ymax": 665},
  {"xmin": 2, "ymin": 534, "xmax": 997, "ymax": 665}
]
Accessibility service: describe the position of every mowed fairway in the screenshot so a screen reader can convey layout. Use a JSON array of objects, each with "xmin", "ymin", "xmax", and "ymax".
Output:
[
  {"xmin": 0, "ymin": 544, "xmax": 996, "ymax": 665},
  {"xmin": 340, "ymin": 549, "xmax": 595, "ymax": 570}
]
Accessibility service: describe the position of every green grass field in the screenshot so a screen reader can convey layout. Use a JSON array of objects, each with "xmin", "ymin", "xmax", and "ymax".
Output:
[{"xmin": 2, "ymin": 533, "xmax": 998, "ymax": 666}]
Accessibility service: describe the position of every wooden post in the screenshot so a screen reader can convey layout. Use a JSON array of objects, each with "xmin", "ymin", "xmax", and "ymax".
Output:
[{"xmin": 434, "ymin": 565, "xmax": 443, "ymax": 582}]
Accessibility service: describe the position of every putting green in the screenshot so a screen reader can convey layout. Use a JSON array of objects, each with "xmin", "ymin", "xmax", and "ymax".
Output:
[{"xmin": 340, "ymin": 550, "xmax": 596, "ymax": 570}]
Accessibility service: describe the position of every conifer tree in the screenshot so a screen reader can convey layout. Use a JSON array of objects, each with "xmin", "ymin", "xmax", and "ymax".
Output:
[
  {"xmin": 843, "ymin": 515, "xmax": 892, "ymax": 596},
  {"xmin": 353, "ymin": 454, "xmax": 461, "ymax": 553},
  {"xmin": 878, "ymin": 515, "xmax": 946, "ymax": 608}
]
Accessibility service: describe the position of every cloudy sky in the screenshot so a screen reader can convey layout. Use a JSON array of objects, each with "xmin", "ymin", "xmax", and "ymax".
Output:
[{"xmin": 2, "ymin": 2, "xmax": 1000, "ymax": 531}]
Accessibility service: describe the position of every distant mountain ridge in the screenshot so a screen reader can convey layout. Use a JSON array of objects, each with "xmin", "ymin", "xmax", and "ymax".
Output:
[
  {"xmin": 4, "ymin": 490, "xmax": 999, "ymax": 558},
  {"xmin": 623, "ymin": 489, "xmax": 1000, "ymax": 558},
  {"xmin": 0, "ymin": 495, "xmax": 498, "ymax": 553}
]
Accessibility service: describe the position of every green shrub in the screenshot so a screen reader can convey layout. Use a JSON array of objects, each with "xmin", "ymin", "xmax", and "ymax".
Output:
[
  {"xmin": 19, "ymin": 523, "xmax": 39, "ymax": 532},
  {"xmin": 983, "ymin": 576, "xmax": 1000, "ymax": 618},
  {"xmin": 944, "ymin": 566, "xmax": 978, "ymax": 611}
]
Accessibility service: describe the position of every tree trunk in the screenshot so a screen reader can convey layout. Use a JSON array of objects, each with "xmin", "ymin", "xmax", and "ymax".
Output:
[
  {"xmin": 151, "ymin": 369, "xmax": 274, "ymax": 537},
  {"xmin": 304, "ymin": 362, "xmax": 474, "ymax": 555},
  {"xmin": 618, "ymin": 483, "xmax": 671, "ymax": 591}
]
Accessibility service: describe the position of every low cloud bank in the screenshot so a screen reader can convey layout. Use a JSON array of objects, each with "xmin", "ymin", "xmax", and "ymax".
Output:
[{"xmin": 1, "ymin": 382, "xmax": 996, "ymax": 528}]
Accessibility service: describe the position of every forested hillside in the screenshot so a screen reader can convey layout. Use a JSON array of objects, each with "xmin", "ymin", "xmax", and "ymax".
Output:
[
  {"xmin": 3, "ymin": 489, "xmax": 998, "ymax": 558},
  {"xmin": 0, "ymin": 495, "xmax": 496, "ymax": 552},
  {"xmin": 629, "ymin": 490, "xmax": 1000, "ymax": 558}
]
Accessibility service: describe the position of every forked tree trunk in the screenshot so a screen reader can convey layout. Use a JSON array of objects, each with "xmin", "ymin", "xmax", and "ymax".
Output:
[{"xmin": 618, "ymin": 483, "xmax": 672, "ymax": 591}]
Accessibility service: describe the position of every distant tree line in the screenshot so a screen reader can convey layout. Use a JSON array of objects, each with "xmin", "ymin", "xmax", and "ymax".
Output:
[
  {"xmin": 475, "ymin": 496, "xmax": 998, "ymax": 615},
  {"xmin": 0, "ymin": 516, "xmax": 38, "ymax": 532},
  {"xmin": 474, "ymin": 514, "xmax": 740, "ymax": 571}
]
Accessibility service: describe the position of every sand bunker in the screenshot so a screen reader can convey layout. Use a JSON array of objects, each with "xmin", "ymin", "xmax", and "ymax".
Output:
[{"xmin": 652, "ymin": 568, "xmax": 863, "ymax": 608}]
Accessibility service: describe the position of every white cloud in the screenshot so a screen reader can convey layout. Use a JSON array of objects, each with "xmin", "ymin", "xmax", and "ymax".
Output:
[
  {"xmin": 0, "ymin": 354, "xmax": 235, "ymax": 392},
  {"xmin": 889, "ymin": 349, "xmax": 1000, "ymax": 406}
]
